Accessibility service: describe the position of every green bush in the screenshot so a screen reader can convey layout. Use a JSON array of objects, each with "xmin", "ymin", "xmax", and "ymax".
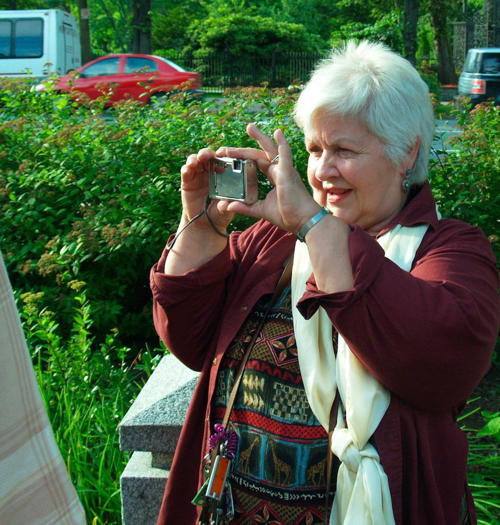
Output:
[
  {"xmin": 429, "ymin": 102, "xmax": 500, "ymax": 261},
  {"xmin": 0, "ymin": 82, "xmax": 304, "ymax": 346},
  {"xmin": 186, "ymin": 13, "xmax": 324, "ymax": 57},
  {"xmin": 184, "ymin": 14, "xmax": 325, "ymax": 87},
  {"xmin": 458, "ymin": 398, "xmax": 500, "ymax": 525}
]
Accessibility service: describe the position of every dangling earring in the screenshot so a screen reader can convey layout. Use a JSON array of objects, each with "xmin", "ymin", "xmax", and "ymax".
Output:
[{"xmin": 402, "ymin": 169, "xmax": 412, "ymax": 193}]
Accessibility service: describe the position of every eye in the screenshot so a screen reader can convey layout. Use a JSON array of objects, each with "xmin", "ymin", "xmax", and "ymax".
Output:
[
  {"xmin": 337, "ymin": 147, "xmax": 354, "ymax": 157},
  {"xmin": 307, "ymin": 145, "xmax": 322, "ymax": 157}
]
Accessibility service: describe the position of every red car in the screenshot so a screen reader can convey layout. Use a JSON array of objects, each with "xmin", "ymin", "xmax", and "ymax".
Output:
[{"xmin": 52, "ymin": 53, "xmax": 201, "ymax": 105}]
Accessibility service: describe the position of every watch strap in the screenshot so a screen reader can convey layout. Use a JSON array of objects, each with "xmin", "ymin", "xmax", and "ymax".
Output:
[{"xmin": 296, "ymin": 208, "xmax": 329, "ymax": 242}]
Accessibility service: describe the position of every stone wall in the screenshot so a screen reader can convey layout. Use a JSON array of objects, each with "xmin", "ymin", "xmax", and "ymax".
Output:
[
  {"xmin": 453, "ymin": 0, "xmax": 500, "ymax": 71},
  {"xmin": 119, "ymin": 354, "xmax": 199, "ymax": 524}
]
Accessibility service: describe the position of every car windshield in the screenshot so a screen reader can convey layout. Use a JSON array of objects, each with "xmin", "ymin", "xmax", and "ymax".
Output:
[{"xmin": 156, "ymin": 56, "xmax": 187, "ymax": 72}]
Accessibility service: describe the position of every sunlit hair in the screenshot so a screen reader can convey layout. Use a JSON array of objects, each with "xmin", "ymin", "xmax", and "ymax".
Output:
[{"xmin": 294, "ymin": 40, "xmax": 435, "ymax": 184}]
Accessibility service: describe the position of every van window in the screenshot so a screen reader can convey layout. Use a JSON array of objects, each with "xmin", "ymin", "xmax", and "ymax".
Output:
[
  {"xmin": 0, "ymin": 21, "xmax": 12, "ymax": 57},
  {"xmin": 0, "ymin": 18, "xmax": 43, "ymax": 58},
  {"xmin": 16, "ymin": 19, "xmax": 43, "ymax": 57}
]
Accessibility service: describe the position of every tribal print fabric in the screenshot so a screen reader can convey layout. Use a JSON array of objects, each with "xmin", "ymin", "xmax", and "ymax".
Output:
[{"xmin": 213, "ymin": 287, "xmax": 332, "ymax": 524}]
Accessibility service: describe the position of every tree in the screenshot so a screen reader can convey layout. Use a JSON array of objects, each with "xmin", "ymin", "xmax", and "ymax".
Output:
[
  {"xmin": 78, "ymin": 0, "xmax": 91, "ymax": 62},
  {"xmin": 89, "ymin": 0, "xmax": 131, "ymax": 54},
  {"xmin": 264, "ymin": 0, "xmax": 338, "ymax": 40},
  {"xmin": 131, "ymin": 0, "xmax": 151, "ymax": 53},
  {"xmin": 186, "ymin": 12, "xmax": 324, "ymax": 86},
  {"xmin": 427, "ymin": 0, "xmax": 458, "ymax": 83},
  {"xmin": 187, "ymin": 13, "xmax": 324, "ymax": 57},
  {"xmin": 402, "ymin": 0, "xmax": 420, "ymax": 64},
  {"xmin": 151, "ymin": 0, "xmax": 202, "ymax": 53}
]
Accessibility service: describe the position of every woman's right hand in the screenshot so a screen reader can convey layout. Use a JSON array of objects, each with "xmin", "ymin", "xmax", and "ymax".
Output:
[
  {"xmin": 164, "ymin": 149, "xmax": 234, "ymax": 274},
  {"xmin": 180, "ymin": 148, "xmax": 234, "ymax": 235}
]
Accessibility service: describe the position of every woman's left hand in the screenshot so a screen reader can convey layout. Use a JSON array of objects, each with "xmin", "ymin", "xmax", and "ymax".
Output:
[{"xmin": 216, "ymin": 124, "xmax": 321, "ymax": 234}]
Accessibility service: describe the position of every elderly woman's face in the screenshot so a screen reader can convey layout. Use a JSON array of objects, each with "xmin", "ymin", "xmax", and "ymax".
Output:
[{"xmin": 305, "ymin": 112, "xmax": 407, "ymax": 235}]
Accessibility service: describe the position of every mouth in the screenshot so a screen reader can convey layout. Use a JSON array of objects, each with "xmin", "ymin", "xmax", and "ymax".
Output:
[{"xmin": 325, "ymin": 187, "xmax": 352, "ymax": 204}]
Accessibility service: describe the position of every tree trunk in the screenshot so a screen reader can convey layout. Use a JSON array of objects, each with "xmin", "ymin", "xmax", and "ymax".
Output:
[
  {"xmin": 403, "ymin": 0, "xmax": 420, "ymax": 65},
  {"xmin": 77, "ymin": 0, "xmax": 92, "ymax": 63},
  {"xmin": 131, "ymin": 0, "xmax": 152, "ymax": 54},
  {"xmin": 429, "ymin": 0, "xmax": 458, "ymax": 84}
]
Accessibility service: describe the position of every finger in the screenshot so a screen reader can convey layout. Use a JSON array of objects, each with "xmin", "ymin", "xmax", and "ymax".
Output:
[
  {"xmin": 215, "ymin": 146, "xmax": 267, "ymax": 163},
  {"xmin": 180, "ymin": 158, "xmax": 197, "ymax": 179},
  {"xmin": 247, "ymin": 124, "xmax": 278, "ymax": 160},
  {"xmin": 184, "ymin": 153, "xmax": 199, "ymax": 167},
  {"xmin": 219, "ymin": 198, "xmax": 267, "ymax": 220},
  {"xmin": 274, "ymin": 129, "xmax": 294, "ymax": 169},
  {"xmin": 196, "ymin": 148, "xmax": 217, "ymax": 163}
]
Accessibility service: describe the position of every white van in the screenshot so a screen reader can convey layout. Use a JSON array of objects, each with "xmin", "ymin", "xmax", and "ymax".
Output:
[{"xmin": 0, "ymin": 9, "xmax": 81, "ymax": 80}]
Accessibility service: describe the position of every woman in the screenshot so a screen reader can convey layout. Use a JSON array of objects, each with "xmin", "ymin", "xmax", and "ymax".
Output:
[{"xmin": 150, "ymin": 41, "xmax": 499, "ymax": 524}]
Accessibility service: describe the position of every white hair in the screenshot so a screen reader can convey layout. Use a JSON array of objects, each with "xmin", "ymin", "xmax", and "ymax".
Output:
[{"xmin": 294, "ymin": 40, "xmax": 435, "ymax": 184}]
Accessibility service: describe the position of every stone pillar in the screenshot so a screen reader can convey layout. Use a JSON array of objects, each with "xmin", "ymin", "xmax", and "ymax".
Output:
[{"xmin": 119, "ymin": 354, "xmax": 199, "ymax": 524}]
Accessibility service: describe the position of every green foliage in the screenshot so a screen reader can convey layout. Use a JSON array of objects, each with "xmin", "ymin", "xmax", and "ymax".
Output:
[
  {"xmin": 276, "ymin": 0, "xmax": 338, "ymax": 40},
  {"xmin": 0, "ymin": 80, "xmax": 304, "ymax": 346},
  {"xmin": 416, "ymin": 13, "xmax": 437, "ymax": 62},
  {"xmin": 329, "ymin": 11, "xmax": 404, "ymax": 52},
  {"xmin": 183, "ymin": 13, "xmax": 325, "ymax": 87},
  {"xmin": 152, "ymin": 2, "xmax": 201, "ymax": 52},
  {"xmin": 186, "ymin": 13, "xmax": 324, "ymax": 57},
  {"xmin": 429, "ymin": 102, "xmax": 500, "ymax": 261},
  {"xmin": 418, "ymin": 61, "xmax": 442, "ymax": 98},
  {"xmin": 88, "ymin": 0, "xmax": 132, "ymax": 55},
  {"xmin": 459, "ymin": 398, "xmax": 500, "ymax": 524},
  {"xmin": 17, "ymin": 284, "xmax": 161, "ymax": 524}
]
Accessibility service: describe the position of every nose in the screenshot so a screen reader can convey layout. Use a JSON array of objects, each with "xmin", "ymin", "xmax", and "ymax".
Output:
[{"xmin": 314, "ymin": 151, "xmax": 338, "ymax": 182}]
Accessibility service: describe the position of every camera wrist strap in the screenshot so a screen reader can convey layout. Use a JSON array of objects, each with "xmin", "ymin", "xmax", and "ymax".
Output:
[{"xmin": 166, "ymin": 198, "xmax": 228, "ymax": 251}]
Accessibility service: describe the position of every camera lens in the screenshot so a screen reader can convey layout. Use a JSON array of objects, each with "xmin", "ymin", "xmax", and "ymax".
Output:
[{"xmin": 233, "ymin": 159, "xmax": 242, "ymax": 171}]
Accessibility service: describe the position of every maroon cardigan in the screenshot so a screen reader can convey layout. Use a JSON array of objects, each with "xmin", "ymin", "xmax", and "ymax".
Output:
[{"xmin": 150, "ymin": 183, "xmax": 499, "ymax": 524}]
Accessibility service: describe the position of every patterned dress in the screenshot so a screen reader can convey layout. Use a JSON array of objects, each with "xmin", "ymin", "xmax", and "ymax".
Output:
[{"xmin": 213, "ymin": 287, "xmax": 334, "ymax": 525}]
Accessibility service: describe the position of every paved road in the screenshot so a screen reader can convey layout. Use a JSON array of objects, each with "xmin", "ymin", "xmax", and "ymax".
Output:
[{"xmin": 431, "ymin": 119, "xmax": 461, "ymax": 159}]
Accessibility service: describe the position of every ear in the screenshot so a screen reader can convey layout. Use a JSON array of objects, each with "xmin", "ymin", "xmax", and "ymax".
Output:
[{"xmin": 405, "ymin": 138, "xmax": 420, "ymax": 173}]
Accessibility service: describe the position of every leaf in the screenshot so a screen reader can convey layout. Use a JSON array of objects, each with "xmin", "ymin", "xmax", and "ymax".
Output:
[{"xmin": 477, "ymin": 416, "xmax": 500, "ymax": 441}]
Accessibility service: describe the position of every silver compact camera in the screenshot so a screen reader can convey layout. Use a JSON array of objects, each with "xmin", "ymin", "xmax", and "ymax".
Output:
[{"xmin": 209, "ymin": 157, "xmax": 258, "ymax": 204}]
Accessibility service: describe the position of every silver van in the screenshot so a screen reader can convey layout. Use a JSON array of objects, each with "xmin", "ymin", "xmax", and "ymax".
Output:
[{"xmin": 457, "ymin": 47, "xmax": 500, "ymax": 106}]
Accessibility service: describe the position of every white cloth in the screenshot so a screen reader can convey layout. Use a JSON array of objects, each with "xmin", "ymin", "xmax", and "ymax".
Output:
[
  {"xmin": 291, "ymin": 223, "xmax": 429, "ymax": 525},
  {"xmin": 0, "ymin": 251, "xmax": 86, "ymax": 525}
]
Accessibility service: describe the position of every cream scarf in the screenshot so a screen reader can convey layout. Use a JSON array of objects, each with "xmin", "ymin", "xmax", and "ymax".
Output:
[{"xmin": 291, "ymin": 222, "xmax": 429, "ymax": 525}]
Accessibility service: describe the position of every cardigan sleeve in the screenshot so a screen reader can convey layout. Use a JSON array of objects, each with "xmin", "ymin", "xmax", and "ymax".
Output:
[
  {"xmin": 297, "ymin": 221, "xmax": 499, "ymax": 412},
  {"xmin": 150, "ymin": 233, "xmax": 240, "ymax": 371}
]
